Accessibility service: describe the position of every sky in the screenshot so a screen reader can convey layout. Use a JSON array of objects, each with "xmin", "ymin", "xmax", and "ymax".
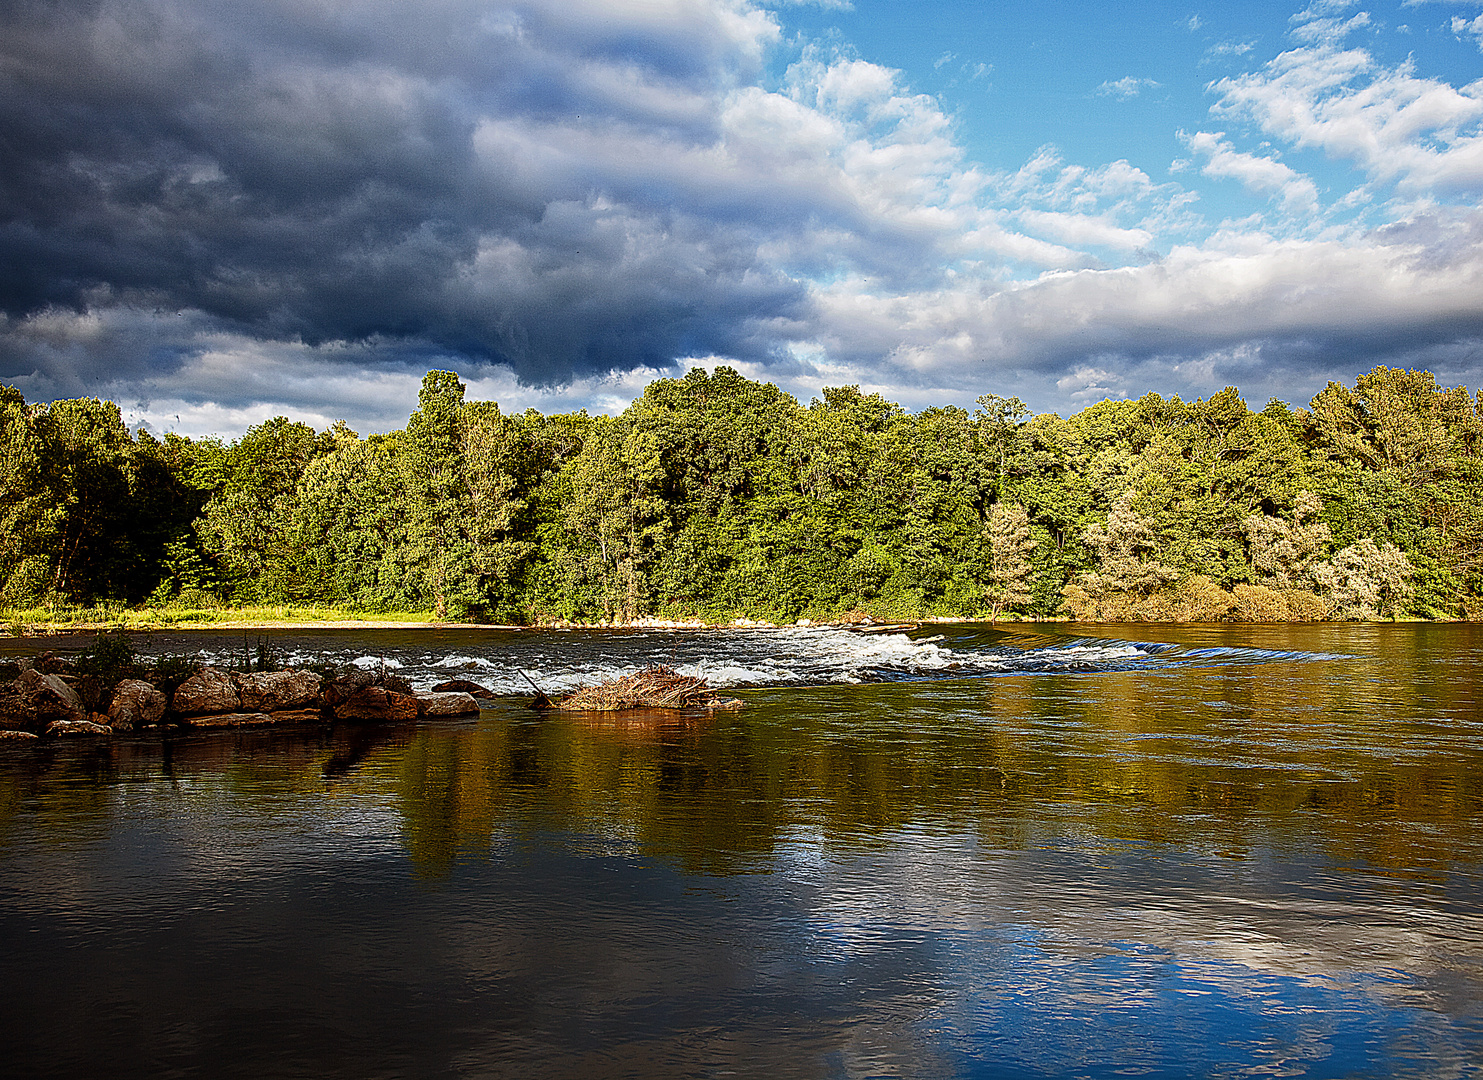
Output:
[{"xmin": 2, "ymin": 0, "xmax": 1482, "ymax": 437}]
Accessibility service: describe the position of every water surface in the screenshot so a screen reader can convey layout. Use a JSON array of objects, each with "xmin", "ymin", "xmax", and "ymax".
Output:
[{"xmin": 1, "ymin": 622, "xmax": 1480, "ymax": 1078}]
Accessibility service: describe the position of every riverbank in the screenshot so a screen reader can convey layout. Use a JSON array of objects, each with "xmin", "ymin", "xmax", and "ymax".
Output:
[
  {"xmin": 3, "ymin": 603, "xmax": 1449, "ymax": 638},
  {"xmin": 0, "ymin": 605, "xmax": 982, "ymax": 636}
]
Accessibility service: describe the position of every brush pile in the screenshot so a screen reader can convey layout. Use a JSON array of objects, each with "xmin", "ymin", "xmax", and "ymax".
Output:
[{"xmin": 550, "ymin": 665, "xmax": 742, "ymax": 712}]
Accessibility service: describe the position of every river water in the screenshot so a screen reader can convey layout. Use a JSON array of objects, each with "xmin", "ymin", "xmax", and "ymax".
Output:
[{"xmin": 1, "ymin": 622, "xmax": 1480, "ymax": 1079}]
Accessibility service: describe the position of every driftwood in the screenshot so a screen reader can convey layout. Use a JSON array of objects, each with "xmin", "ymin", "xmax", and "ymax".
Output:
[{"xmin": 541, "ymin": 665, "xmax": 742, "ymax": 713}]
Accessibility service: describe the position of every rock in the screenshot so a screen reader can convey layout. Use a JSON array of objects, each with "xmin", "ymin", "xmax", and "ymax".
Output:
[
  {"xmin": 0, "ymin": 670, "xmax": 89, "ymax": 732},
  {"xmin": 23, "ymin": 668, "xmax": 83, "ymax": 714},
  {"xmin": 108, "ymin": 680, "xmax": 167, "ymax": 731},
  {"xmin": 0, "ymin": 680, "xmax": 36, "ymax": 732},
  {"xmin": 36, "ymin": 651, "xmax": 76, "ymax": 674},
  {"xmin": 331, "ymin": 686, "xmax": 419, "ymax": 722},
  {"xmin": 0, "ymin": 729, "xmax": 39, "ymax": 740},
  {"xmin": 188, "ymin": 712, "xmax": 275, "ymax": 728},
  {"xmin": 233, "ymin": 670, "xmax": 322, "ymax": 712},
  {"xmin": 46, "ymin": 718, "xmax": 113, "ymax": 737},
  {"xmin": 430, "ymin": 679, "xmax": 495, "ymax": 698},
  {"xmin": 267, "ymin": 707, "xmax": 323, "ymax": 725},
  {"xmin": 172, "ymin": 668, "xmax": 241, "ymax": 715},
  {"xmin": 415, "ymin": 691, "xmax": 480, "ymax": 717}
]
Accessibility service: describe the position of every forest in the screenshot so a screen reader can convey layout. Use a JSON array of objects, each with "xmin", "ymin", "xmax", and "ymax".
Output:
[{"xmin": 2, "ymin": 365, "xmax": 1480, "ymax": 624}]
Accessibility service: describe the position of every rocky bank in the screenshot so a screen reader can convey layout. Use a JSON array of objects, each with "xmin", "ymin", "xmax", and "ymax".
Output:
[{"xmin": 0, "ymin": 656, "xmax": 482, "ymax": 740}]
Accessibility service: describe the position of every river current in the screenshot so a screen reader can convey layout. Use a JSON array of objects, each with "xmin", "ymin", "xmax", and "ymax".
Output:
[{"xmin": 1, "ymin": 622, "xmax": 1480, "ymax": 1078}]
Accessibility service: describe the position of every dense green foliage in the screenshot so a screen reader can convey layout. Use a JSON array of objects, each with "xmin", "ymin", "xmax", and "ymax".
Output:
[{"xmin": 3, "ymin": 366, "xmax": 1482, "ymax": 622}]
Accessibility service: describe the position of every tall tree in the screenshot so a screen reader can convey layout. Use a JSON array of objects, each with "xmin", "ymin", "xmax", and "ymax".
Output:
[{"xmin": 985, "ymin": 502, "xmax": 1035, "ymax": 621}]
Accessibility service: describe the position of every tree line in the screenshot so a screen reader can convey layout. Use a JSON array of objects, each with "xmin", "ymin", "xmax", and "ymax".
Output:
[{"xmin": 3, "ymin": 366, "xmax": 1481, "ymax": 622}]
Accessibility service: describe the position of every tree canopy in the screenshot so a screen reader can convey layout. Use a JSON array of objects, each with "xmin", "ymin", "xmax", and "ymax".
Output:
[{"xmin": 4, "ymin": 366, "xmax": 1482, "ymax": 622}]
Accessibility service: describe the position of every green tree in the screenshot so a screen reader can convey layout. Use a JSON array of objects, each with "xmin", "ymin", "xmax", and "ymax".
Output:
[{"xmin": 985, "ymin": 502, "xmax": 1035, "ymax": 621}]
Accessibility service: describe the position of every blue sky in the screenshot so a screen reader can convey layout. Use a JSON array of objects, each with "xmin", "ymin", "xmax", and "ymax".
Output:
[{"xmin": 1, "ymin": 0, "xmax": 1481, "ymax": 435}]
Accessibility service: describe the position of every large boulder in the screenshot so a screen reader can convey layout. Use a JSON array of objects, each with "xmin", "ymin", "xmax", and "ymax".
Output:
[
  {"xmin": 108, "ymin": 680, "xmax": 167, "ymax": 731},
  {"xmin": 233, "ymin": 670, "xmax": 322, "ymax": 712},
  {"xmin": 415, "ymin": 692, "xmax": 480, "ymax": 717},
  {"xmin": 0, "ymin": 669, "xmax": 89, "ymax": 733},
  {"xmin": 331, "ymin": 686, "xmax": 419, "ymax": 722},
  {"xmin": 172, "ymin": 668, "xmax": 241, "ymax": 715},
  {"xmin": 24, "ymin": 668, "xmax": 83, "ymax": 715}
]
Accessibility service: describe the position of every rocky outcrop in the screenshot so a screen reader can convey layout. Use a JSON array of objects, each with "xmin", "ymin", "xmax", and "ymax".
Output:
[
  {"xmin": 233, "ymin": 670, "xmax": 322, "ymax": 712},
  {"xmin": 415, "ymin": 691, "xmax": 480, "ymax": 717},
  {"xmin": 108, "ymin": 680, "xmax": 167, "ymax": 731},
  {"xmin": 172, "ymin": 668, "xmax": 241, "ymax": 715},
  {"xmin": 2, "ymin": 653, "xmax": 483, "ymax": 740}
]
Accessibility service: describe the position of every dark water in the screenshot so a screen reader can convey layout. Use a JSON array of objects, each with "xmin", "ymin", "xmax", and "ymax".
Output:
[{"xmin": 1, "ymin": 622, "xmax": 1481, "ymax": 1078}]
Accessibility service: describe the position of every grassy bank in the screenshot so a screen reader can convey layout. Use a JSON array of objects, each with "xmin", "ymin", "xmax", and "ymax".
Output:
[
  {"xmin": 1, "ymin": 604, "xmax": 443, "ymax": 635},
  {"xmin": 1, "ymin": 601, "xmax": 1444, "ymax": 638}
]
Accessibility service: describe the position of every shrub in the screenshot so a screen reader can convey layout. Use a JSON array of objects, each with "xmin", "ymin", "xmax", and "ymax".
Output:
[{"xmin": 75, "ymin": 628, "xmax": 138, "ymax": 684}]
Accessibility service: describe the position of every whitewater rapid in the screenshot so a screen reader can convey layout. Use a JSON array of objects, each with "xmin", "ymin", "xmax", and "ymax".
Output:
[{"xmin": 160, "ymin": 626, "xmax": 1349, "ymax": 695}]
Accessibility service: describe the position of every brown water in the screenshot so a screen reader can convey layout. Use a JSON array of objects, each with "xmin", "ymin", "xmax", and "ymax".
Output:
[{"xmin": 0, "ymin": 623, "xmax": 1480, "ymax": 1078}]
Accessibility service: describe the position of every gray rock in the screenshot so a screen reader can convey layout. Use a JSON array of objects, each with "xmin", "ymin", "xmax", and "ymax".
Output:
[
  {"xmin": 21, "ymin": 669, "xmax": 83, "ymax": 714},
  {"xmin": 233, "ymin": 670, "xmax": 322, "ymax": 711},
  {"xmin": 0, "ymin": 729, "xmax": 39, "ymax": 740},
  {"xmin": 108, "ymin": 680, "xmax": 167, "ymax": 731},
  {"xmin": 415, "ymin": 691, "xmax": 480, "ymax": 717},
  {"xmin": 173, "ymin": 668, "xmax": 241, "ymax": 715}
]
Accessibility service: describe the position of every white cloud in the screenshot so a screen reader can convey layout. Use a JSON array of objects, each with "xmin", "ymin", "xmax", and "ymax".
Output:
[
  {"xmin": 1015, "ymin": 210, "xmax": 1154, "ymax": 252},
  {"xmin": 1210, "ymin": 41, "xmax": 1483, "ymax": 194},
  {"xmin": 1289, "ymin": 1, "xmax": 1374, "ymax": 46},
  {"xmin": 1057, "ymin": 365, "xmax": 1126, "ymax": 401},
  {"xmin": 1096, "ymin": 76, "xmax": 1162, "ymax": 100},
  {"xmin": 1180, "ymin": 130, "xmax": 1321, "ymax": 215},
  {"xmin": 794, "ymin": 204, "xmax": 1483, "ymax": 412},
  {"xmin": 1204, "ymin": 39, "xmax": 1258, "ymax": 62},
  {"xmin": 1454, "ymin": 14, "xmax": 1483, "ymax": 49}
]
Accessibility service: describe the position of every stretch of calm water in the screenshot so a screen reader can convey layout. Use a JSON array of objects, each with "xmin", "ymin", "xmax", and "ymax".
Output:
[{"xmin": 1, "ymin": 622, "xmax": 1480, "ymax": 1079}]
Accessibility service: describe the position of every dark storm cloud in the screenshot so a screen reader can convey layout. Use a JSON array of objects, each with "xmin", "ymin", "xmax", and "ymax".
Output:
[
  {"xmin": 4, "ymin": 0, "xmax": 1483, "ymax": 433},
  {"xmin": 0, "ymin": 0, "xmax": 806, "ymax": 384}
]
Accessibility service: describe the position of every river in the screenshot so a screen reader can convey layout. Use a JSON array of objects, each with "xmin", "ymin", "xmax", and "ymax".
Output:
[{"xmin": 1, "ymin": 622, "xmax": 1480, "ymax": 1078}]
